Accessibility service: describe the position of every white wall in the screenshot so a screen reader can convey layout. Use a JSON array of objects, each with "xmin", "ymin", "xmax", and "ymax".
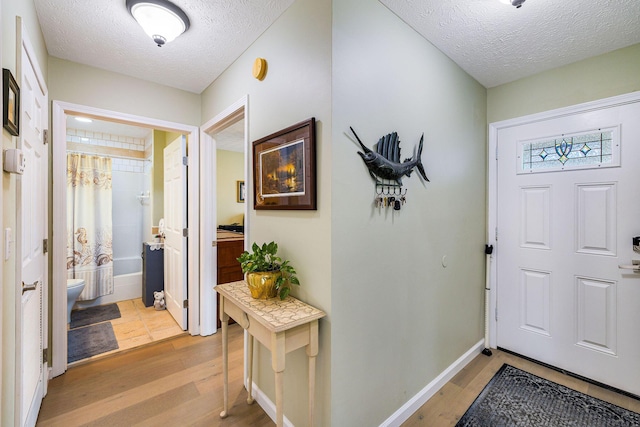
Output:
[
  {"xmin": 331, "ymin": 0, "xmax": 487, "ymax": 425},
  {"xmin": 112, "ymin": 166, "xmax": 146, "ymax": 274}
]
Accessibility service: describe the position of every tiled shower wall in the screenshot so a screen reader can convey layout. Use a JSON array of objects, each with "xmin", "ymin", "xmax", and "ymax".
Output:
[{"xmin": 67, "ymin": 128, "xmax": 146, "ymax": 155}]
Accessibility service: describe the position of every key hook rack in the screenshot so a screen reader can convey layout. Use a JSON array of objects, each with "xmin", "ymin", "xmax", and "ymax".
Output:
[
  {"xmin": 375, "ymin": 181, "xmax": 408, "ymax": 210},
  {"xmin": 376, "ymin": 183, "xmax": 408, "ymax": 196},
  {"xmin": 350, "ymin": 126, "xmax": 429, "ymax": 212}
]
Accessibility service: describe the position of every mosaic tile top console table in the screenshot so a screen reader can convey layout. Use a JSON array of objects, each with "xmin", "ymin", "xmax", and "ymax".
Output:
[{"xmin": 216, "ymin": 281, "xmax": 326, "ymax": 427}]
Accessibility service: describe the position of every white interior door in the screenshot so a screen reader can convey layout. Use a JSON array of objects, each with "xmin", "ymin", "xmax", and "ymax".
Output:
[
  {"xmin": 496, "ymin": 101, "xmax": 640, "ymax": 395},
  {"xmin": 164, "ymin": 135, "xmax": 188, "ymax": 329},
  {"xmin": 18, "ymin": 34, "xmax": 48, "ymax": 426}
]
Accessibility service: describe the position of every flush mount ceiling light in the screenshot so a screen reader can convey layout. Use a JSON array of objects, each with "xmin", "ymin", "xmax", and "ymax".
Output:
[
  {"xmin": 74, "ymin": 117, "xmax": 93, "ymax": 123},
  {"xmin": 499, "ymin": 0, "xmax": 526, "ymax": 7},
  {"xmin": 126, "ymin": 0, "xmax": 190, "ymax": 47}
]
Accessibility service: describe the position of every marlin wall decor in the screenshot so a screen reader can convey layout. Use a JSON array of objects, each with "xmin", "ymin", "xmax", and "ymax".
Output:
[{"xmin": 350, "ymin": 127, "xmax": 429, "ymax": 211}]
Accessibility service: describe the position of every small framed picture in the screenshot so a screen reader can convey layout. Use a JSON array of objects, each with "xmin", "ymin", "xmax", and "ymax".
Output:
[
  {"xmin": 253, "ymin": 118, "xmax": 316, "ymax": 210},
  {"xmin": 3, "ymin": 68, "xmax": 20, "ymax": 136},
  {"xmin": 237, "ymin": 180, "xmax": 245, "ymax": 203}
]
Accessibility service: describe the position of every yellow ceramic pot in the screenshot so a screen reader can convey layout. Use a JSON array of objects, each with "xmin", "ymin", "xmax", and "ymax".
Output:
[{"xmin": 246, "ymin": 271, "xmax": 280, "ymax": 299}]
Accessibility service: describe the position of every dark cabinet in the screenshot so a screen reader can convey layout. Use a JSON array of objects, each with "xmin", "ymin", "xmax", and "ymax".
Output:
[
  {"xmin": 142, "ymin": 243, "xmax": 164, "ymax": 307},
  {"xmin": 217, "ymin": 239, "xmax": 244, "ymax": 284},
  {"xmin": 216, "ymin": 234, "xmax": 244, "ymax": 328}
]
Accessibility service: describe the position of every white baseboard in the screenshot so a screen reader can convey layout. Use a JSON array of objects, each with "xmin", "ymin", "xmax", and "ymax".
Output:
[
  {"xmin": 251, "ymin": 382, "xmax": 295, "ymax": 427},
  {"xmin": 379, "ymin": 339, "xmax": 485, "ymax": 427}
]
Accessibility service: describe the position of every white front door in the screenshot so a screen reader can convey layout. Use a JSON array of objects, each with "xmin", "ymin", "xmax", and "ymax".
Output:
[
  {"xmin": 496, "ymin": 100, "xmax": 640, "ymax": 395},
  {"xmin": 164, "ymin": 135, "xmax": 188, "ymax": 329},
  {"xmin": 18, "ymin": 31, "xmax": 48, "ymax": 426}
]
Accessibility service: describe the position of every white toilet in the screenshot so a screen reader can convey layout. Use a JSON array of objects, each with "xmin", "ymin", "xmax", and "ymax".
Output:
[{"xmin": 67, "ymin": 279, "xmax": 86, "ymax": 323}]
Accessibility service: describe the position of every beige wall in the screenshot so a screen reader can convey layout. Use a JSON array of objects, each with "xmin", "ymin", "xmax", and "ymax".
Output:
[
  {"xmin": 1, "ymin": 0, "xmax": 48, "ymax": 73},
  {"xmin": 331, "ymin": 0, "xmax": 487, "ymax": 424},
  {"xmin": 488, "ymin": 43, "xmax": 640, "ymax": 123},
  {"xmin": 151, "ymin": 130, "xmax": 165, "ymax": 226},
  {"xmin": 3, "ymin": 1, "xmax": 637, "ymax": 426},
  {"xmin": 48, "ymin": 57, "xmax": 201, "ymax": 126},
  {"xmin": 201, "ymin": 0, "xmax": 332, "ymax": 425},
  {"xmin": 1, "ymin": 0, "xmax": 49, "ymax": 424},
  {"xmin": 151, "ymin": 131, "xmax": 184, "ymax": 226},
  {"xmin": 47, "ymin": 56, "xmax": 198, "ymax": 232},
  {"xmin": 151, "ymin": 131, "xmax": 184, "ymax": 227},
  {"xmin": 216, "ymin": 150, "xmax": 244, "ymax": 226}
]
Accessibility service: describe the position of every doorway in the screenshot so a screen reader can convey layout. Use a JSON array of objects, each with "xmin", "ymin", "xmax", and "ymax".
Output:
[
  {"xmin": 64, "ymin": 117, "xmax": 184, "ymax": 363},
  {"xmin": 199, "ymin": 96, "xmax": 249, "ymax": 336},
  {"xmin": 489, "ymin": 91, "xmax": 640, "ymax": 396},
  {"xmin": 51, "ymin": 101, "xmax": 201, "ymax": 377}
]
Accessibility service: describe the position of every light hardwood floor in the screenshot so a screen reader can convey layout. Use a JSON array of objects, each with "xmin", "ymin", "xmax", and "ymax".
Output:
[
  {"xmin": 402, "ymin": 348, "xmax": 640, "ymax": 426},
  {"xmin": 38, "ymin": 323, "xmax": 274, "ymax": 426},
  {"xmin": 69, "ymin": 298, "xmax": 185, "ymax": 365},
  {"xmin": 112, "ymin": 298, "xmax": 185, "ymax": 345},
  {"xmin": 39, "ymin": 335, "xmax": 640, "ymax": 426}
]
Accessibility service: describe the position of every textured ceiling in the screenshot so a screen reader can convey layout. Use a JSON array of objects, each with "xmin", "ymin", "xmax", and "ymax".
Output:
[
  {"xmin": 35, "ymin": 0, "xmax": 640, "ymax": 94},
  {"xmin": 213, "ymin": 119, "xmax": 245, "ymax": 152},
  {"xmin": 35, "ymin": 0, "xmax": 294, "ymax": 94},
  {"xmin": 381, "ymin": 0, "xmax": 640, "ymax": 88}
]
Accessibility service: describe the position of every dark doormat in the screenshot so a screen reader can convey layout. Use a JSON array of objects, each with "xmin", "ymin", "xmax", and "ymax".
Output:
[
  {"xmin": 68, "ymin": 322, "xmax": 119, "ymax": 363},
  {"xmin": 70, "ymin": 303, "xmax": 121, "ymax": 329},
  {"xmin": 457, "ymin": 364, "xmax": 640, "ymax": 426}
]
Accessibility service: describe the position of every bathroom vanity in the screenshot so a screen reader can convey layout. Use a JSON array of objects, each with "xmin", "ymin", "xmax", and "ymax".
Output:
[
  {"xmin": 216, "ymin": 230, "xmax": 244, "ymax": 327},
  {"xmin": 216, "ymin": 230, "xmax": 244, "ymax": 284}
]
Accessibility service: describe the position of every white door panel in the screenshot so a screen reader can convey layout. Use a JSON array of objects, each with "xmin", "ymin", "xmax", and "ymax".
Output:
[
  {"xmin": 19, "ymin": 36, "xmax": 48, "ymax": 426},
  {"xmin": 497, "ymin": 102, "xmax": 640, "ymax": 395},
  {"xmin": 164, "ymin": 136, "xmax": 187, "ymax": 329}
]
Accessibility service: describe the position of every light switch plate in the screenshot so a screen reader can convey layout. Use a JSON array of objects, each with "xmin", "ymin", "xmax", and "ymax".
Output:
[{"xmin": 3, "ymin": 149, "xmax": 25, "ymax": 174}]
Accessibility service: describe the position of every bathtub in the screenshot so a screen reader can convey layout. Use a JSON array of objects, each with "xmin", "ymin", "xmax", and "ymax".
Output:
[
  {"xmin": 75, "ymin": 256, "xmax": 143, "ymax": 309},
  {"xmin": 113, "ymin": 256, "xmax": 142, "ymax": 276}
]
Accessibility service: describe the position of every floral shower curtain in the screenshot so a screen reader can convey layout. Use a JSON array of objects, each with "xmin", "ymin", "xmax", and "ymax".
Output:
[{"xmin": 66, "ymin": 153, "xmax": 114, "ymax": 300}]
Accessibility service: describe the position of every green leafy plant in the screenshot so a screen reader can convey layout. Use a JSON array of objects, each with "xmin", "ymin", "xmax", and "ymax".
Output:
[{"xmin": 237, "ymin": 241, "xmax": 300, "ymax": 299}]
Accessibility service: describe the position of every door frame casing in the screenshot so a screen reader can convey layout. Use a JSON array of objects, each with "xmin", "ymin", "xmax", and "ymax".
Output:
[
  {"xmin": 199, "ymin": 95, "xmax": 249, "ymax": 337},
  {"xmin": 51, "ymin": 101, "xmax": 200, "ymax": 377},
  {"xmin": 488, "ymin": 90, "xmax": 640, "ymax": 349}
]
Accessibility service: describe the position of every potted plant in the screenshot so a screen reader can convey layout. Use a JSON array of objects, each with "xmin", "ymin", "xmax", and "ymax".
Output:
[{"xmin": 237, "ymin": 241, "xmax": 300, "ymax": 300}]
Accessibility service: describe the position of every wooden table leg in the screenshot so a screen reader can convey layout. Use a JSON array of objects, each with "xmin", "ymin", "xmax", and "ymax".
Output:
[
  {"xmin": 246, "ymin": 333, "xmax": 254, "ymax": 404},
  {"xmin": 219, "ymin": 298, "xmax": 229, "ymax": 419},
  {"xmin": 271, "ymin": 332, "xmax": 286, "ymax": 427},
  {"xmin": 307, "ymin": 320, "xmax": 319, "ymax": 427}
]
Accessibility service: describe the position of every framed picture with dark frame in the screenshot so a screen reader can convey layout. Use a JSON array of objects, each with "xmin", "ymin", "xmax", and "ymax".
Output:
[
  {"xmin": 253, "ymin": 118, "xmax": 316, "ymax": 210},
  {"xmin": 3, "ymin": 68, "xmax": 20, "ymax": 136},
  {"xmin": 237, "ymin": 180, "xmax": 245, "ymax": 203}
]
